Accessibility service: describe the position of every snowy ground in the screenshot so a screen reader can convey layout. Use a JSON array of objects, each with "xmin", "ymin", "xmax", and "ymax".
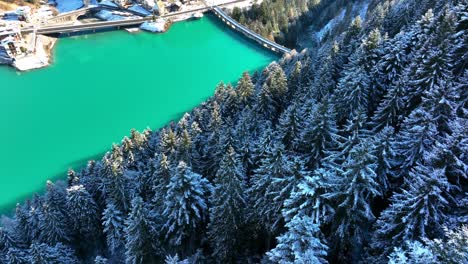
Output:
[
  {"xmin": 128, "ymin": 4, "xmax": 151, "ymax": 16},
  {"xmin": 312, "ymin": 1, "xmax": 369, "ymax": 41},
  {"xmin": 316, "ymin": 8, "xmax": 346, "ymax": 42},
  {"xmin": 13, "ymin": 36, "xmax": 51, "ymax": 71},
  {"xmin": 211, "ymin": 0, "xmax": 261, "ymax": 10},
  {"xmin": 95, "ymin": 10, "xmax": 126, "ymax": 21},
  {"xmin": 140, "ymin": 20, "xmax": 166, "ymax": 32}
]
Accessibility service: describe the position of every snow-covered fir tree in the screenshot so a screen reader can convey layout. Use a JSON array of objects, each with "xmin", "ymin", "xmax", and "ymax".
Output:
[
  {"xmin": 162, "ymin": 161, "xmax": 212, "ymax": 254},
  {"xmin": 267, "ymin": 215, "xmax": 328, "ymax": 264},
  {"xmin": 102, "ymin": 201, "xmax": 125, "ymax": 256},
  {"xmin": 124, "ymin": 196, "xmax": 159, "ymax": 264},
  {"xmin": 1, "ymin": 1, "xmax": 466, "ymax": 262},
  {"xmin": 208, "ymin": 146, "xmax": 247, "ymax": 262}
]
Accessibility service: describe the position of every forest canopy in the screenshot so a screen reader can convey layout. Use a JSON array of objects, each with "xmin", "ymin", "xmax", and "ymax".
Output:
[{"xmin": 0, "ymin": 0, "xmax": 467, "ymax": 263}]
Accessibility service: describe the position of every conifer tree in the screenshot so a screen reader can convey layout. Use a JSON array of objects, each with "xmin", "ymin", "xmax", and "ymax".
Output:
[
  {"xmin": 159, "ymin": 127, "xmax": 178, "ymax": 157},
  {"xmin": 257, "ymin": 63, "xmax": 288, "ymax": 119},
  {"xmin": 428, "ymin": 225, "xmax": 468, "ymax": 264},
  {"xmin": 311, "ymin": 53, "xmax": 336, "ymax": 101},
  {"xmin": 38, "ymin": 181, "xmax": 70, "ymax": 245},
  {"xmin": 421, "ymin": 79, "xmax": 458, "ymax": 136},
  {"xmin": 282, "ymin": 168, "xmax": 334, "ymax": 225},
  {"xmin": 100, "ymin": 145, "xmax": 133, "ymax": 212},
  {"xmin": 323, "ymin": 141, "xmax": 380, "ymax": 261},
  {"xmin": 428, "ymin": 119, "xmax": 468, "ymax": 189},
  {"xmin": 6, "ymin": 247, "xmax": 29, "ymax": 264},
  {"xmin": 271, "ymin": 156, "xmax": 309, "ymax": 216},
  {"xmin": 334, "ymin": 51, "xmax": 371, "ymax": 120},
  {"xmin": 162, "ymin": 161, "xmax": 212, "ymax": 251},
  {"xmin": 29, "ymin": 243, "xmax": 78, "ymax": 264},
  {"xmin": 102, "ymin": 201, "xmax": 125, "ymax": 255},
  {"xmin": 27, "ymin": 195, "xmax": 43, "ymax": 243},
  {"xmin": 372, "ymin": 126, "xmax": 396, "ymax": 193},
  {"xmin": 376, "ymin": 31, "xmax": 412, "ymax": 92},
  {"xmin": 288, "ymin": 61, "xmax": 302, "ymax": 98},
  {"xmin": 250, "ymin": 124, "xmax": 275, "ymax": 172},
  {"xmin": 391, "ymin": 108, "xmax": 437, "ymax": 177},
  {"xmin": 387, "ymin": 240, "xmax": 438, "ymax": 264},
  {"xmin": 250, "ymin": 142, "xmax": 292, "ymax": 235},
  {"xmin": 94, "ymin": 256, "xmax": 108, "ymax": 264},
  {"xmin": 208, "ymin": 146, "xmax": 247, "ymax": 262},
  {"xmin": 372, "ymin": 163, "xmax": 454, "ymax": 259},
  {"xmin": 176, "ymin": 128, "xmax": 193, "ymax": 164},
  {"xmin": 0, "ymin": 227, "xmax": 15, "ymax": 258},
  {"xmin": 450, "ymin": 1, "xmax": 468, "ymax": 76},
  {"xmin": 371, "ymin": 80, "xmax": 406, "ymax": 132},
  {"xmin": 125, "ymin": 196, "xmax": 159, "ymax": 264},
  {"xmin": 149, "ymin": 153, "xmax": 171, "ymax": 212},
  {"xmin": 236, "ymin": 71, "xmax": 255, "ymax": 106},
  {"xmin": 267, "ymin": 215, "xmax": 328, "ymax": 264},
  {"xmin": 66, "ymin": 185, "xmax": 100, "ymax": 248},
  {"xmin": 203, "ymin": 102, "xmax": 223, "ymax": 177},
  {"xmin": 406, "ymin": 42, "xmax": 452, "ymax": 109},
  {"xmin": 165, "ymin": 254, "xmax": 189, "ymax": 264},
  {"xmin": 14, "ymin": 202, "xmax": 32, "ymax": 245},
  {"xmin": 277, "ymin": 103, "xmax": 302, "ymax": 150},
  {"xmin": 295, "ymin": 100, "xmax": 342, "ymax": 169}
]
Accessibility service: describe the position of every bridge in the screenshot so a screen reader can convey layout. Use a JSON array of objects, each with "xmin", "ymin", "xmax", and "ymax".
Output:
[
  {"xmin": 19, "ymin": 7, "xmax": 209, "ymax": 35},
  {"xmin": 211, "ymin": 6, "xmax": 291, "ymax": 54},
  {"xmin": 11, "ymin": 0, "xmax": 291, "ymax": 55},
  {"xmin": 46, "ymin": 6, "xmax": 98, "ymax": 24}
]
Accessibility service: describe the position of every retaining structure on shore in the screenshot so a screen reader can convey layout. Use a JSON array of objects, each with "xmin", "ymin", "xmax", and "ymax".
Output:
[
  {"xmin": 211, "ymin": 6, "xmax": 291, "ymax": 55},
  {"xmin": 5, "ymin": 1, "xmax": 291, "ymax": 56}
]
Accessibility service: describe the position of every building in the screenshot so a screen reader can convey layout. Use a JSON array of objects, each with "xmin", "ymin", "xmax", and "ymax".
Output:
[
  {"xmin": 114, "ymin": 0, "xmax": 132, "ymax": 7},
  {"xmin": 166, "ymin": 1, "xmax": 182, "ymax": 12},
  {"xmin": 0, "ymin": 27, "xmax": 24, "ymax": 58},
  {"xmin": 133, "ymin": 0, "xmax": 152, "ymax": 10},
  {"xmin": 16, "ymin": 6, "xmax": 31, "ymax": 22}
]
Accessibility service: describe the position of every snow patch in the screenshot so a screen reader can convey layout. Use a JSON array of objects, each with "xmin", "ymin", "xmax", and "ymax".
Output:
[
  {"xmin": 128, "ymin": 5, "xmax": 152, "ymax": 16},
  {"xmin": 316, "ymin": 8, "xmax": 346, "ymax": 42},
  {"xmin": 355, "ymin": 1, "xmax": 369, "ymax": 20},
  {"xmin": 140, "ymin": 20, "xmax": 166, "ymax": 32},
  {"xmin": 95, "ymin": 10, "xmax": 125, "ymax": 21},
  {"xmin": 99, "ymin": 0, "xmax": 119, "ymax": 9}
]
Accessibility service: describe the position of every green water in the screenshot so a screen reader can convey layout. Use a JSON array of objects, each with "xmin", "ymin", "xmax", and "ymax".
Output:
[{"xmin": 0, "ymin": 15, "xmax": 277, "ymax": 212}]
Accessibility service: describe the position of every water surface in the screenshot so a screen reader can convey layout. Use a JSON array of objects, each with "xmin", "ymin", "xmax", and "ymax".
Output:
[{"xmin": 0, "ymin": 16, "xmax": 277, "ymax": 212}]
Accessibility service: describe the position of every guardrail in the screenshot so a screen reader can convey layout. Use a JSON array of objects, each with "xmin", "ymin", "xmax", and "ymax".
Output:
[
  {"xmin": 19, "ymin": 6, "xmax": 212, "ymax": 34},
  {"xmin": 212, "ymin": 6, "xmax": 290, "ymax": 54},
  {"xmin": 13, "ymin": 0, "xmax": 293, "ymax": 56}
]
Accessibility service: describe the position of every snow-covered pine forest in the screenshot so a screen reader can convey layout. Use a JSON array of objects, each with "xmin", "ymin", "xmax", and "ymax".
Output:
[{"xmin": 0, "ymin": 0, "xmax": 467, "ymax": 263}]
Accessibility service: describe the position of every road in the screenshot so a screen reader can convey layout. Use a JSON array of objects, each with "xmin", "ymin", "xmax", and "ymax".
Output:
[{"xmin": 19, "ymin": 0, "xmax": 248, "ymax": 35}]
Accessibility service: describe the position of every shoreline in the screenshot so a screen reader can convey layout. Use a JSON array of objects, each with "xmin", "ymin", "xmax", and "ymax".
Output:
[
  {"xmin": 2, "ymin": 11, "xmax": 206, "ymax": 72},
  {"xmin": 1, "ymin": 0, "xmax": 259, "ymax": 72}
]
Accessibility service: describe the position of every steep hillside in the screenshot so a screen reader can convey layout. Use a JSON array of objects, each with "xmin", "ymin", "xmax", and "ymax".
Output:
[{"xmin": 0, "ymin": 0, "xmax": 466, "ymax": 263}]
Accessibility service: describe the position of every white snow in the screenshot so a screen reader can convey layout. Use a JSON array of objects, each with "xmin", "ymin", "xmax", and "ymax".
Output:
[
  {"xmin": 355, "ymin": 1, "xmax": 369, "ymax": 20},
  {"xmin": 99, "ymin": 0, "xmax": 119, "ymax": 9},
  {"xmin": 316, "ymin": 8, "xmax": 346, "ymax": 42},
  {"xmin": 13, "ymin": 36, "xmax": 49, "ymax": 71},
  {"xmin": 140, "ymin": 20, "xmax": 165, "ymax": 32},
  {"xmin": 95, "ymin": 10, "xmax": 126, "ymax": 21},
  {"xmin": 128, "ymin": 4, "xmax": 152, "ymax": 16},
  {"xmin": 314, "ymin": 0, "xmax": 369, "ymax": 42}
]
